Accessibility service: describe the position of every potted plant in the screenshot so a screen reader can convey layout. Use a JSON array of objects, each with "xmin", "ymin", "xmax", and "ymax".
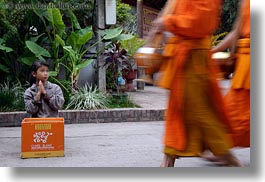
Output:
[
  {"xmin": 102, "ymin": 27, "xmax": 135, "ymax": 93},
  {"xmin": 120, "ymin": 35, "xmax": 145, "ymax": 91},
  {"xmin": 104, "ymin": 41, "xmax": 129, "ymax": 93}
]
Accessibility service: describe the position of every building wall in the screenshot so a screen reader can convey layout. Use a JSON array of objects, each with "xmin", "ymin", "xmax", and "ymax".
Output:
[{"xmin": 142, "ymin": 6, "xmax": 159, "ymax": 38}]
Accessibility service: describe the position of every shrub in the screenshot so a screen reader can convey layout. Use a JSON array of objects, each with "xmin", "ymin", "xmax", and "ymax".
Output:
[
  {"xmin": 66, "ymin": 84, "xmax": 110, "ymax": 110},
  {"xmin": 0, "ymin": 82, "xmax": 25, "ymax": 111},
  {"xmin": 108, "ymin": 94, "xmax": 139, "ymax": 108}
]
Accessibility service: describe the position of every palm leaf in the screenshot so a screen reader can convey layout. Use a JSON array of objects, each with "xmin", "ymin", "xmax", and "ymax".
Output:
[{"xmin": 25, "ymin": 41, "xmax": 51, "ymax": 58}]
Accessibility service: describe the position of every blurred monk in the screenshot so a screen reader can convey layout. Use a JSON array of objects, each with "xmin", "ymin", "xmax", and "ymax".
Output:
[
  {"xmin": 212, "ymin": 0, "xmax": 250, "ymax": 148},
  {"xmin": 201, "ymin": 0, "xmax": 250, "ymax": 163},
  {"xmin": 151, "ymin": 0, "xmax": 243, "ymax": 167}
]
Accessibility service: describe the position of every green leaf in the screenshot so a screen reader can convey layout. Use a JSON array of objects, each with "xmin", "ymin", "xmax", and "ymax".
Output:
[
  {"xmin": 69, "ymin": 10, "xmax": 81, "ymax": 30},
  {"xmin": 21, "ymin": 57, "xmax": 36, "ymax": 66},
  {"xmin": 33, "ymin": 9, "xmax": 47, "ymax": 24},
  {"xmin": 47, "ymin": 7, "xmax": 66, "ymax": 36},
  {"xmin": 63, "ymin": 46, "xmax": 77, "ymax": 61},
  {"xmin": 38, "ymin": 56, "xmax": 45, "ymax": 61},
  {"xmin": 0, "ymin": 45, "xmax": 13, "ymax": 53},
  {"xmin": 25, "ymin": 41, "xmax": 51, "ymax": 58},
  {"xmin": 103, "ymin": 27, "xmax": 123, "ymax": 40},
  {"xmin": 55, "ymin": 34, "xmax": 65, "ymax": 47},
  {"xmin": 76, "ymin": 59, "xmax": 93, "ymax": 70},
  {"xmin": 76, "ymin": 27, "xmax": 93, "ymax": 45},
  {"xmin": 120, "ymin": 35, "xmax": 146, "ymax": 56},
  {"xmin": 49, "ymin": 71, "xmax": 58, "ymax": 77},
  {"xmin": 0, "ymin": 64, "xmax": 9, "ymax": 73},
  {"xmin": 0, "ymin": 38, "xmax": 4, "ymax": 44},
  {"xmin": 63, "ymin": 46, "xmax": 75, "ymax": 55},
  {"xmin": 66, "ymin": 32, "xmax": 79, "ymax": 49},
  {"xmin": 29, "ymin": 33, "xmax": 46, "ymax": 42},
  {"xmin": 0, "ymin": 38, "xmax": 13, "ymax": 52},
  {"xmin": 112, "ymin": 34, "xmax": 134, "ymax": 41}
]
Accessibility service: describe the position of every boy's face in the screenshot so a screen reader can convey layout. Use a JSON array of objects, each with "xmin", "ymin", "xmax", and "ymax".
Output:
[{"xmin": 32, "ymin": 65, "xmax": 49, "ymax": 83}]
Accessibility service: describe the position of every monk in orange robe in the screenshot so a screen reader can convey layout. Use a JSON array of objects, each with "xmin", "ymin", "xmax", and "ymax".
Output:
[
  {"xmin": 151, "ymin": 0, "xmax": 243, "ymax": 167},
  {"xmin": 212, "ymin": 0, "xmax": 250, "ymax": 148},
  {"xmin": 201, "ymin": 0, "xmax": 250, "ymax": 163}
]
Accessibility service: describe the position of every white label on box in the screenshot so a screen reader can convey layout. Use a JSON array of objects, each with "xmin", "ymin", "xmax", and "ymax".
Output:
[{"xmin": 33, "ymin": 131, "xmax": 53, "ymax": 143}]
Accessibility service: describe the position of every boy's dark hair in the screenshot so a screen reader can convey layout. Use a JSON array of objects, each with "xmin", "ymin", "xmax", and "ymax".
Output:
[{"xmin": 29, "ymin": 60, "xmax": 49, "ymax": 85}]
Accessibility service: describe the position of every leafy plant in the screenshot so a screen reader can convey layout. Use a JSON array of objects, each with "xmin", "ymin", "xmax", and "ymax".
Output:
[
  {"xmin": 0, "ymin": 81, "xmax": 25, "ymax": 112},
  {"xmin": 25, "ymin": 40, "xmax": 51, "ymax": 62},
  {"xmin": 0, "ymin": 6, "xmax": 27, "ymax": 83},
  {"xmin": 120, "ymin": 35, "xmax": 145, "ymax": 57},
  {"xmin": 105, "ymin": 67, "xmax": 116, "ymax": 90},
  {"xmin": 104, "ymin": 43, "xmax": 129, "ymax": 92},
  {"xmin": 116, "ymin": 0, "xmax": 136, "ymax": 33},
  {"xmin": 103, "ymin": 27, "xmax": 134, "ymax": 92},
  {"xmin": 0, "ymin": 38, "xmax": 13, "ymax": 75},
  {"xmin": 60, "ymin": 26, "xmax": 95, "ymax": 91},
  {"xmin": 120, "ymin": 35, "xmax": 146, "ymax": 70},
  {"xmin": 32, "ymin": 7, "xmax": 95, "ymax": 91},
  {"xmin": 108, "ymin": 94, "xmax": 139, "ymax": 108},
  {"xmin": 66, "ymin": 84, "xmax": 110, "ymax": 110},
  {"xmin": 33, "ymin": 6, "xmax": 66, "ymax": 61},
  {"xmin": 217, "ymin": 0, "xmax": 240, "ymax": 34}
]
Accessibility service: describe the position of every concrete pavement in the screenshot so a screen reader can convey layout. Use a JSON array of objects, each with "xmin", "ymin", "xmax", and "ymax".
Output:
[
  {"xmin": 128, "ymin": 79, "xmax": 232, "ymax": 108},
  {"xmin": 0, "ymin": 121, "xmax": 250, "ymax": 167}
]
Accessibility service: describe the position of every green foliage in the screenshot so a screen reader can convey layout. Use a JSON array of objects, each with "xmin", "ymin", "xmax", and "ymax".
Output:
[
  {"xmin": 0, "ymin": 38, "xmax": 13, "ymax": 53},
  {"xmin": 48, "ymin": 77, "xmax": 71, "ymax": 107},
  {"xmin": 66, "ymin": 84, "xmax": 110, "ymax": 110},
  {"xmin": 115, "ymin": 0, "xmax": 137, "ymax": 33},
  {"xmin": 106, "ymin": 67, "xmax": 116, "ymax": 90},
  {"xmin": 0, "ymin": 81, "xmax": 25, "ymax": 112},
  {"xmin": 33, "ymin": 6, "xmax": 66, "ymax": 61},
  {"xmin": 60, "ymin": 26, "xmax": 95, "ymax": 90},
  {"xmin": 120, "ymin": 35, "xmax": 145, "ymax": 58},
  {"xmin": 103, "ymin": 27, "xmax": 135, "ymax": 92},
  {"xmin": 103, "ymin": 27, "xmax": 123, "ymax": 40},
  {"xmin": 116, "ymin": 0, "xmax": 134, "ymax": 25},
  {"xmin": 32, "ymin": 7, "xmax": 95, "ymax": 91},
  {"xmin": 0, "ymin": 38, "xmax": 13, "ymax": 74},
  {"xmin": 108, "ymin": 94, "xmax": 139, "ymax": 108},
  {"xmin": 217, "ymin": 0, "xmax": 240, "ymax": 34},
  {"xmin": 0, "ymin": 1, "xmax": 27, "ymax": 83},
  {"xmin": 25, "ymin": 40, "xmax": 51, "ymax": 61}
]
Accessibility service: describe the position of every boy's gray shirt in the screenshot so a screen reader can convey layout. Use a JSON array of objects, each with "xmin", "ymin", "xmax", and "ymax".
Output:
[{"xmin": 24, "ymin": 81, "xmax": 65, "ymax": 118}]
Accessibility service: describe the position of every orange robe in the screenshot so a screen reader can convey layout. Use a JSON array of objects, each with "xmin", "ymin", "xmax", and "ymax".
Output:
[
  {"xmin": 157, "ymin": 0, "xmax": 232, "ymax": 156},
  {"xmin": 225, "ymin": 0, "xmax": 250, "ymax": 147}
]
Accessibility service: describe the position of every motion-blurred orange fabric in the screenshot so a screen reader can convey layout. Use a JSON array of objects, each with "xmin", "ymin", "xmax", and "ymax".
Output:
[
  {"xmin": 158, "ymin": 0, "xmax": 231, "ymax": 151},
  {"xmin": 225, "ymin": 0, "xmax": 250, "ymax": 147}
]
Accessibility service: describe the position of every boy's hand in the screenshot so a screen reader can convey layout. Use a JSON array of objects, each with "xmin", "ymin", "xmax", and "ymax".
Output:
[{"xmin": 38, "ymin": 80, "xmax": 47, "ymax": 95}]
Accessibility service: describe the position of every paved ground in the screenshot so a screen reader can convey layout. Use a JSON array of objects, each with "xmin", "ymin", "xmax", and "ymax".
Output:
[
  {"xmin": 128, "ymin": 79, "xmax": 231, "ymax": 108},
  {"xmin": 0, "ymin": 121, "xmax": 250, "ymax": 167}
]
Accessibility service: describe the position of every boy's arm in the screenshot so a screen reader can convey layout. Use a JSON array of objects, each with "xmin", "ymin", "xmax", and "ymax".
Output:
[
  {"xmin": 24, "ymin": 89, "xmax": 41, "ymax": 115},
  {"xmin": 43, "ymin": 85, "xmax": 65, "ymax": 111}
]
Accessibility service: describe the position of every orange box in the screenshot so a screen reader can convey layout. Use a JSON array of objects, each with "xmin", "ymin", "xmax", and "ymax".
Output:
[{"xmin": 21, "ymin": 118, "xmax": 64, "ymax": 158}]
